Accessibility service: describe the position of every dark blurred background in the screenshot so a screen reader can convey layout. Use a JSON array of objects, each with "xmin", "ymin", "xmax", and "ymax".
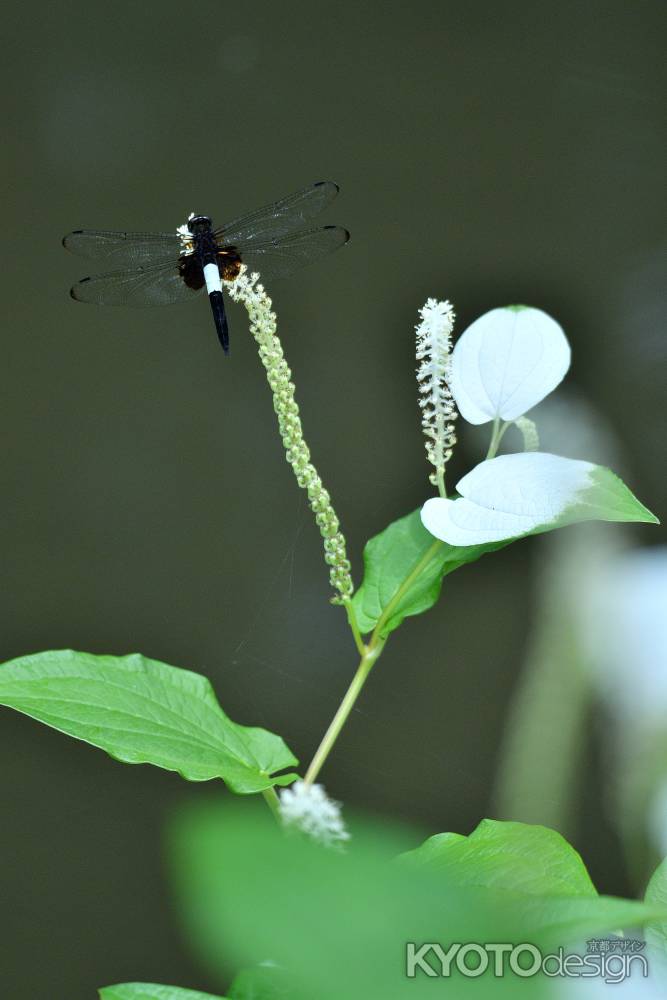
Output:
[{"xmin": 1, "ymin": 1, "xmax": 665, "ymax": 996}]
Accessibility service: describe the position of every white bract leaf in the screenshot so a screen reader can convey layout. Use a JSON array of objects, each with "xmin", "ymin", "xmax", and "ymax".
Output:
[
  {"xmin": 450, "ymin": 306, "xmax": 571, "ymax": 424},
  {"xmin": 421, "ymin": 452, "xmax": 657, "ymax": 546}
]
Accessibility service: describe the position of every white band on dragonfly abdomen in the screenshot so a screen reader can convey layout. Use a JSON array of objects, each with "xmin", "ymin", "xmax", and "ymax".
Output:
[{"xmin": 203, "ymin": 262, "xmax": 223, "ymax": 295}]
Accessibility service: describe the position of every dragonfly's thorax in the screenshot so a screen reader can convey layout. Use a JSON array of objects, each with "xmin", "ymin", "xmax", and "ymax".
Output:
[
  {"xmin": 193, "ymin": 230, "xmax": 220, "ymax": 267},
  {"xmin": 184, "ymin": 215, "xmax": 216, "ymax": 265}
]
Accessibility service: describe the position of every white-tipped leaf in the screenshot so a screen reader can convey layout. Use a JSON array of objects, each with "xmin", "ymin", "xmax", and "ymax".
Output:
[
  {"xmin": 421, "ymin": 452, "xmax": 658, "ymax": 546},
  {"xmin": 450, "ymin": 306, "xmax": 571, "ymax": 424}
]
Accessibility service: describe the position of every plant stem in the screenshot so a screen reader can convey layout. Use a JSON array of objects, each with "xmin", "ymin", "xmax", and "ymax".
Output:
[
  {"xmin": 304, "ymin": 641, "xmax": 385, "ymax": 786},
  {"xmin": 305, "ymin": 533, "xmax": 446, "ymax": 786},
  {"xmin": 486, "ymin": 418, "xmax": 510, "ymax": 460},
  {"xmin": 262, "ymin": 786, "xmax": 282, "ymax": 822},
  {"xmin": 436, "ymin": 466, "xmax": 446, "ymax": 498},
  {"xmin": 343, "ymin": 598, "xmax": 366, "ymax": 657},
  {"xmin": 371, "ymin": 539, "xmax": 443, "ymax": 644},
  {"xmin": 304, "ymin": 538, "xmax": 446, "ymax": 784}
]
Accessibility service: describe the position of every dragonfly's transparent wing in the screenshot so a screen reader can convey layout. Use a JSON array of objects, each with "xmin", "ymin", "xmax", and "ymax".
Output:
[
  {"xmin": 70, "ymin": 259, "xmax": 203, "ymax": 306},
  {"xmin": 62, "ymin": 229, "xmax": 182, "ymax": 267},
  {"xmin": 237, "ymin": 225, "xmax": 350, "ymax": 280},
  {"xmin": 216, "ymin": 181, "xmax": 340, "ymax": 246}
]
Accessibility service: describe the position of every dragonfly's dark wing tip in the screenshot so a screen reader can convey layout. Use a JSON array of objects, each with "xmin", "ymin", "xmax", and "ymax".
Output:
[
  {"xmin": 62, "ymin": 231, "xmax": 80, "ymax": 249},
  {"xmin": 324, "ymin": 224, "xmax": 350, "ymax": 244},
  {"xmin": 314, "ymin": 180, "xmax": 340, "ymax": 193},
  {"xmin": 70, "ymin": 277, "xmax": 91, "ymax": 301}
]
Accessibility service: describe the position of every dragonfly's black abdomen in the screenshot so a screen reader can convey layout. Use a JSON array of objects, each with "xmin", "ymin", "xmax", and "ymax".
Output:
[
  {"xmin": 184, "ymin": 219, "xmax": 233, "ymax": 353},
  {"xmin": 209, "ymin": 290, "xmax": 229, "ymax": 354}
]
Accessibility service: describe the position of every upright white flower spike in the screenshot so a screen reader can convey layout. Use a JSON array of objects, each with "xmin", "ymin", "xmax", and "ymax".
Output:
[
  {"xmin": 421, "ymin": 452, "xmax": 657, "ymax": 545},
  {"xmin": 415, "ymin": 298, "xmax": 458, "ymax": 492},
  {"xmin": 279, "ymin": 780, "xmax": 350, "ymax": 849},
  {"xmin": 450, "ymin": 306, "xmax": 571, "ymax": 424}
]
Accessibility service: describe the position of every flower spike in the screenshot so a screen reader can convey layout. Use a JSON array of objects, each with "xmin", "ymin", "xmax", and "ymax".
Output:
[
  {"xmin": 224, "ymin": 267, "xmax": 354, "ymax": 603},
  {"xmin": 416, "ymin": 298, "xmax": 458, "ymax": 496},
  {"xmin": 279, "ymin": 780, "xmax": 350, "ymax": 849}
]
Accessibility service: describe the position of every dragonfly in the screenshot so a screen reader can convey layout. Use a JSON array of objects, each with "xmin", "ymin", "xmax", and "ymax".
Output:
[{"xmin": 62, "ymin": 181, "xmax": 349, "ymax": 354}]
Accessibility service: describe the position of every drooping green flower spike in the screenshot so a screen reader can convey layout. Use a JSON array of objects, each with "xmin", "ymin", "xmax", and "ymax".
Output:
[{"xmin": 224, "ymin": 266, "xmax": 354, "ymax": 603}]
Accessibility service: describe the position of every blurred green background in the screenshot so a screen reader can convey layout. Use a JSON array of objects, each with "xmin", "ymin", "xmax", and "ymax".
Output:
[{"xmin": 1, "ymin": 0, "xmax": 665, "ymax": 996}]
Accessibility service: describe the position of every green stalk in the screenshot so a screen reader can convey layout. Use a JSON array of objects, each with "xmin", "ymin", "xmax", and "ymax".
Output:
[
  {"xmin": 304, "ymin": 539, "xmax": 445, "ymax": 785},
  {"xmin": 486, "ymin": 418, "xmax": 510, "ymax": 460},
  {"xmin": 304, "ymin": 641, "xmax": 385, "ymax": 786},
  {"xmin": 262, "ymin": 786, "xmax": 282, "ymax": 822}
]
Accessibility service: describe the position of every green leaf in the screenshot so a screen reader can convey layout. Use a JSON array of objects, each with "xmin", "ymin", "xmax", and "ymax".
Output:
[
  {"xmin": 170, "ymin": 802, "xmax": 533, "ymax": 1000},
  {"xmin": 99, "ymin": 986, "xmax": 227, "ymax": 1000},
  {"xmin": 564, "ymin": 464, "xmax": 659, "ymax": 527},
  {"xmin": 229, "ymin": 964, "xmax": 293, "ymax": 999},
  {"xmin": 170, "ymin": 805, "xmax": 667, "ymax": 1000},
  {"xmin": 0, "ymin": 650, "xmax": 298, "ymax": 794},
  {"xmin": 399, "ymin": 818, "xmax": 667, "ymax": 947},
  {"xmin": 351, "ymin": 509, "xmax": 508, "ymax": 636},
  {"xmin": 491, "ymin": 893, "xmax": 667, "ymax": 948},
  {"xmin": 399, "ymin": 818, "xmax": 597, "ymax": 897},
  {"xmin": 352, "ymin": 466, "xmax": 657, "ymax": 639},
  {"xmin": 645, "ymin": 857, "xmax": 667, "ymax": 974}
]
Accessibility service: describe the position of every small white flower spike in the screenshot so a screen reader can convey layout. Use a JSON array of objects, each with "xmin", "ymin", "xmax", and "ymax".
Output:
[
  {"xmin": 450, "ymin": 306, "xmax": 571, "ymax": 424},
  {"xmin": 421, "ymin": 452, "xmax": 595, "ymax": 545},
  {"xmin": 415, "ymin": 298, "xmax": 458, "ymax": 493},
  {"xmin": 279, "ymin": 780, "xmax": 350, "ymax": 849}
]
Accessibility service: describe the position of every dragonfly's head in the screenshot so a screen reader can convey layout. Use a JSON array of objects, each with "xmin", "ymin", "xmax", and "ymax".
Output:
[{"xmin": 187, "ymin": 214, "xmax": 212, "ymax": 234}]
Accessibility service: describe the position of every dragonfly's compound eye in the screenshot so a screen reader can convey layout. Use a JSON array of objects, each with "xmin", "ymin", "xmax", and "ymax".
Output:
[{"xmin": 187, "ymin": 215, "xmax": 212, "ymax": 233}]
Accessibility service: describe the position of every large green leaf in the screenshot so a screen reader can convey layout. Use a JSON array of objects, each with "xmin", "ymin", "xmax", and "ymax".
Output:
[
  {"xmin": 399, "ymin": 818, "xmax": 597, "ymax": 897},
  {"xmin": 351, "ymin": 509, "xmax": 508, "ymax": 636},
  {"xmin": 645, "ymin": 857, "xmax": 667, "ymax": 975},
  {"xmin": 399, "ymin": 818, "xmax": 667, "ymax": 948},
  {"xmin": 170, "ymin": 802, "xmax": 529, "ymax": 1000},
  {"xmin": 169, "ymin": 805, "xmax": 667, "ymax": 1000},
  {"xmin": 0, "ymin": 650, "xmax": 298, "ymax": 794},
  {"xmin": 100, "ymin": 986, "xmax": 227, "ymax": 1000}
]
